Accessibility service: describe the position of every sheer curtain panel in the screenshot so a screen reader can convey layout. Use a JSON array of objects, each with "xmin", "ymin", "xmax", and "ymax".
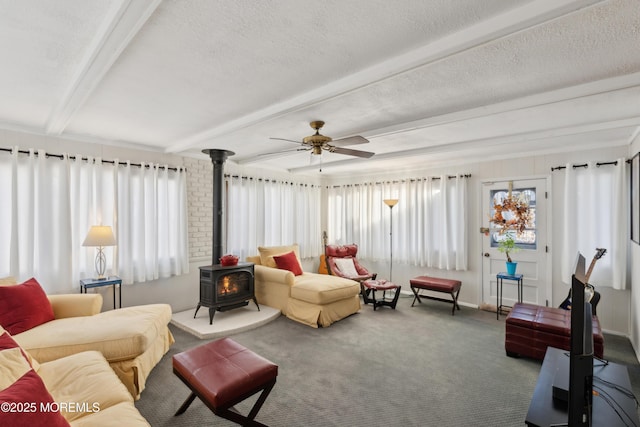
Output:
[
  {"xmin": 225, "ymin": 174, "xmax": 322, "ymax": 260},
  {"xmin": 327, "ymin": 175, "xmax": 468, "ymax": 270},
  {"xmin": 560, "ymin": 159, "xmax": 627, "ymax": 289},
  {"xmin": 0, "ymin": 148, "xmax": 189, "ymax": 293}
]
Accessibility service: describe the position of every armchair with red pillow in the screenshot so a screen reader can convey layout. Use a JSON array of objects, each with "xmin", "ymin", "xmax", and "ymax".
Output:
[
  {"xmin": 245, "ymin": 244, "xmax": 362, "ymax": 328},
  {"xmin": 325, "ymin": 244, "xmax": 376, "ymax": 283}
]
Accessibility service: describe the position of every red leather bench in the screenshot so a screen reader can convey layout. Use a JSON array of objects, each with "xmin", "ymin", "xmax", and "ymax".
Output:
[
  {"xmin": 505, "ymin": 302, "xmax": 604, "ymax": 360},
  {"xmin": 173, "ymin": 337, "xmax": 278, "ymax": 426},
  {"xmin": 410, "ymin": 276, "xmax": 462, "ymax": 315}
]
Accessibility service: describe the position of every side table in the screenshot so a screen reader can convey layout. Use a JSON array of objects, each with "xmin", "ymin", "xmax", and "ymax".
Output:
[
  {"xmin": 496, "ymin": 272, "xmax": 523, "ymax": 319},
  {"xmin": 80, "ymin": 276, "xmax": 122, "ymax": 309},
  {"xmin": 361, "ymin": 279, "xmax": 401, "ymax": 310}
]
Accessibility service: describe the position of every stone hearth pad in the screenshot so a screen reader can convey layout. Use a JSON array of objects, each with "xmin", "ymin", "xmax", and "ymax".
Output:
[{"xmin": 170, "ymin": 305, "xmax": 280, "ymax": 339}]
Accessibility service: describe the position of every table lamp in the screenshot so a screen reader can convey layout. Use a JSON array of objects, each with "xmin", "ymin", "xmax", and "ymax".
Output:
[{"xmin": 82, "ymin": 225, "xmax": 116, "ymax": 279}]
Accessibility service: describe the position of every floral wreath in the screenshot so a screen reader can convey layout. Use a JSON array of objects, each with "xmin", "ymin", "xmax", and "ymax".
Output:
[{"xmin": 490, "ymin": 191, "xmax": 531, "ymax": 234}]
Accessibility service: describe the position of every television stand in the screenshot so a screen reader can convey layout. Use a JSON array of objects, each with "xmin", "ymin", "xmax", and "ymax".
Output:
[{"xmin": 526, "ymin": 347, "xmax": 639, "ymax": 426}]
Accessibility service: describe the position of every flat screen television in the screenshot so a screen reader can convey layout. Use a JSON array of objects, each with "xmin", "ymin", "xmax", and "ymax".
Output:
[{"xmin": 568, "ymin": 253, "xmax": 594, "ymax": 426}]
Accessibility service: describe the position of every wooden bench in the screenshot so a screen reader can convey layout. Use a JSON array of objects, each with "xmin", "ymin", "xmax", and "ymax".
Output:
[
  {"xmin": 410, "ymin": 276, "xmax": 462, "ymax": 315},
  {"xmin": 173, "ymin": 337, "xmax": 278, "ymax": 426}
]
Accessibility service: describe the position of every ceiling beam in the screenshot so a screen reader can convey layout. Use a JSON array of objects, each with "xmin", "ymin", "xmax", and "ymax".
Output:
[
  {"xmin": 287, "ymin": 117, "xmax": 640, "ymax": 173},
  {"xmin": 166, "ymin": 0, "xmax": 604, "ymax": 153},
  {"xmin": 238, "ymin": 72, "xmax": 640, "ymax": 166},
  {"xmin": 45, "ymin": 0, "xmax": 162, "ymax": 135},
  {"xmin": 358, "ymin": 72, "xmax": 640, "ymax": 139}
]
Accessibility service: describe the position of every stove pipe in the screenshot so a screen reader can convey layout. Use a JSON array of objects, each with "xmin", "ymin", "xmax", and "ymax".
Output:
[{"xmin": 203, "ymin": 149, "xmax": 234, "ymax": 265}]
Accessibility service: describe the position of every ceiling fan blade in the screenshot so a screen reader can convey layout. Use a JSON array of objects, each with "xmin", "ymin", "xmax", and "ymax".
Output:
[
  {"xmin": 331, "ymin": 146, "xmax": 375, "ymax": 158},
  {"xmin": 270, "ymin": 137, "xmax": 303, "ymax": 144},
  {"xmin": 331, "ymin": 135, "xmax": 369, "ymax": 146},
  {"xmin": 239, "ymin": 147, "xmax": 310, "ymax": 164},
  {"xmin": 258, "ymin": 147, "xmax": 309, "ymax": 157}
]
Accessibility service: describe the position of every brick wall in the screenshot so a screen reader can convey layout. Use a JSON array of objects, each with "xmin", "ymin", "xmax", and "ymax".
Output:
[{"xmin": 184, "ymin": 156, "xmax": 212, "ymax": 261}]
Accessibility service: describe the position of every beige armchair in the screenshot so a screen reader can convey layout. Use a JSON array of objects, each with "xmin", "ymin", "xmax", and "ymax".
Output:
[{"xmin": 247, "ymin": 244, "xmax": 361, "ymax": 328}]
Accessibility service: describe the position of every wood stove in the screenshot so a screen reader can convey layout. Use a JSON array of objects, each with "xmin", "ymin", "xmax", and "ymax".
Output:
[
  {"xmin": 194, "ymin": 149, "xmax": 259, "ymax": 324},
  {"xmin": 195, "ymin": 262, "xmax": 258, "ymax": 324}
]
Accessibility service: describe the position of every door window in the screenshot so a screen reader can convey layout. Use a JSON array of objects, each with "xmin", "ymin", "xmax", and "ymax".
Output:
[{"xmin": 490, "ymin": 187, "xmax": 537, "ymax": 250}]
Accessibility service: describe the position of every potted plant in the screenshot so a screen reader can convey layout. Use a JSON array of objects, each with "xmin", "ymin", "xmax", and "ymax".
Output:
[{"xmin": 497, "ymin": 234, "xmax": 520, "ymax": 275}]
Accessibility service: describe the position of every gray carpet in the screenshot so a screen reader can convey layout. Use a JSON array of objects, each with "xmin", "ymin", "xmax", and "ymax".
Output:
[{"xmin": 136, "ymin": 294, "xmax": 640, "ymax": 426}]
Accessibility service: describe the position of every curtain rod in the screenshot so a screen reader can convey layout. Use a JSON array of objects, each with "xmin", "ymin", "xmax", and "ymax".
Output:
[
  {"xmin": 328, "ymin": 174, "xmax": 471, "ymax": 188},
  {"xmin": 550, "ymin": 160, "xmax": 626, "ymax": 172},
  {"xmin": 0, "ymin": 147, "xmax": 185, "ymax": 172},
  {"xmin": 224, "ymin": 173, "xmax": 321, "ymax": 187}
]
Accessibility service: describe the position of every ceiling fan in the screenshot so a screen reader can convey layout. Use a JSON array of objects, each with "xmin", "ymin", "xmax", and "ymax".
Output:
[{"xmin": 269, "ymin": 121, "xmax": 375, "ymax": 159}]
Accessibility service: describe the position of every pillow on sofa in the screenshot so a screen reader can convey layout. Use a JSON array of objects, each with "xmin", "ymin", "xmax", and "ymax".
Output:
[
  {"xmin": 0, "ymin": 331, "xmax": 69, "ymax": 427},
  {"xmin": 258, "ymin": 244, "xmax": 301, "ymax": 268},
  {"xmin": 273, "ymin": 251, "xmax": 304, "ymax": 276},
  {"xmin": 334, "ymin": 258, "xmax": 359, "ymax": 277},
  {"xmin": 0, "ymin": 278, "xmax": 55, "ymax": 335}
]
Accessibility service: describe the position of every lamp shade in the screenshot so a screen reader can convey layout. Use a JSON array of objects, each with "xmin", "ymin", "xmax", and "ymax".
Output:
[
  {"xmin": 82, "ymin": 226, "xmax": 116, "ymax": 247},
  {"xmin": 383, "ymin": 199, "xmax": 399, "ymax": 208}
]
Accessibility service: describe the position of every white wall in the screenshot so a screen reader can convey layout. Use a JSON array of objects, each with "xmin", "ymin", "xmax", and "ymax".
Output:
[
  {"xmin": 324, "ymin": 145, "xmax": 631, "ymax": 335},
  {"xmin": 2, "ymin": 129, "xmax": 634, "ymax": 336}
]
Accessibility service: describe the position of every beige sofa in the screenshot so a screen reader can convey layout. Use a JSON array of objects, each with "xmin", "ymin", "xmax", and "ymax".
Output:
[
  {"xmin": 247, "ymin": 244, "xmax": 361, "ymax": 328},
  {"xmin": 0, "ymin": 277, "xmax": 175, "ymax": 400},
  {"xmin": 1, "ymin": 325, "xmax": 150, "ymax": 426},
  {"xmin": 10, "ymin": 293, "xmax": 174, "ymax": 400}
]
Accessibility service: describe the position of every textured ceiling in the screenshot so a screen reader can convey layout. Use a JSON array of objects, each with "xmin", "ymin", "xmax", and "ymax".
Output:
[{"xmin": 0, "ymin": 0, "xmax": 638, "ymax": 176}]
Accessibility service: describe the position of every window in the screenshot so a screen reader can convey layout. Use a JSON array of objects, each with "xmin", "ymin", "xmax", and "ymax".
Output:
[
  {"xmin": 0, "ymin": 149, "xmax": 188, "ymax": 293},
  {"xmin": 490, "ymin": 187, "xmax": 537, "ymax": 250},
  {"xmin": 225, "ymin": 174, "xmax": 322, "ymax": 260},
  {"xmin": 327, "ymin": 175, "xmax": 468, "ymax": 270}
]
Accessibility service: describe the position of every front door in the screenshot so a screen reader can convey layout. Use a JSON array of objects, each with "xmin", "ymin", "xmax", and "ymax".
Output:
[{"xmin": 481, "ymin": 178, "xmax": 550, "ymax": 309}]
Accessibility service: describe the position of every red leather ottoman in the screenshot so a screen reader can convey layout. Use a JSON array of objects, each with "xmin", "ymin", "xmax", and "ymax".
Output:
[
  {"xmin": 173, "ymin": 337, "xmax": 278, "ymax": 426},
  {"xmin": 410, "ymin": 276, "xmax": 462, "ymax": 315},
  {"xmin": 505, "ymin": 303, "xmax": 604, "ymax": 360}
]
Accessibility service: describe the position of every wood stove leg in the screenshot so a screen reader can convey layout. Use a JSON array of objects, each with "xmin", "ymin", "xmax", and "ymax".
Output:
[
  {"xmin": 252, "ymin": 296, "xmax": 260, "ymax": 311},
  {"xmin": 209, "ymin": 307, "xmax": 216, "ymax": 325},
  {"xmin": 193, "ymin": 303, "xmax": 201, "ymax": 318}
]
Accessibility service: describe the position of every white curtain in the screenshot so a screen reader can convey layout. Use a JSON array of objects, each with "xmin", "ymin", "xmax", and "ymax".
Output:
[
  {"xmin": 327, "ymin": 175, "xmax": 468, "ymax": 270},
  {"xmin": 1, "ymin": 149, "xmax": 74, "ymax": 288},
  {"xmin": 225, "ymin": 173, "xmax": 322, "ymax": 260},
  {"xmin": 561, "ymin": 159, "xmax": 627, "ymax": 289},
  {"xmin": 0, "ymin": 148, "xmax": 189, "ymax": 293},
  {"xmin": 115, "ymin": 162, "xmax": 189, "ymax": 284}
]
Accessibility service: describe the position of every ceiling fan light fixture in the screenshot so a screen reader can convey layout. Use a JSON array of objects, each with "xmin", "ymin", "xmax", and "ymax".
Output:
[
  {"xmin": 303, "ymin": 134, "xmax": 332, "ymax": 144},
  {"xmin": 268, "ymin": 120, "xmax": 373, "ymax": 162}
]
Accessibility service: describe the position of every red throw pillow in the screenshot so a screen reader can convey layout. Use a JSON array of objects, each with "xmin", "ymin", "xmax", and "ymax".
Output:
[
  {"xmin": 0, "ymin": 370, "xmax": 70, "ymax": 427},
  {"xmin": 0, "ymin": 332, "xmax": 69, "ymax": 426},
  {"xmin": 273, "ymin": 251, "xmax": 303, "ymax": 276},
  {"xmin": 0, "ymin": 278, "xmax": 55, "ymax": 335}
]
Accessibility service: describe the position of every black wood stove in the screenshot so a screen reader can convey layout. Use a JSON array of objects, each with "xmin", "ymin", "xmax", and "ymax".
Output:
[
  {"xmin": 195, "ymin": 262, "xmax": 258, "ymax": 324},
  {"xmin": 194, "ymin": 149, "xmax": 259, "ymax": 324}
]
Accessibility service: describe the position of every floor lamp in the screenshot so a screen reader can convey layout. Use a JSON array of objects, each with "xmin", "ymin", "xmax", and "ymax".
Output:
[{"xmin": 383, "ymin": 199, "xmax": 399, "ymax": 281}]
